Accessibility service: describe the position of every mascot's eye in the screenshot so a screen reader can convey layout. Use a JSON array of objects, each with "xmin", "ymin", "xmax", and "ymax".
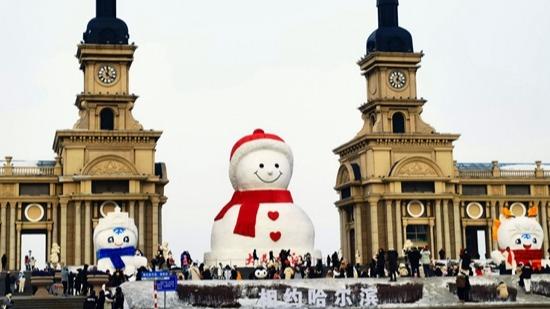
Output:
[
  {"xmin": 123, "ymin": 236, "xmax": 130, "ymax": 243},
  {"xmin": 515, "ymin": 239, "xmax": 521, "ymax": 245},
  {"xmin": 275, "ymin": 163, "xmax": 279, "ymax": 168},
  {"xmin": 533, "ymin": 238, "xmax": 537, "ymax": 244},
  {"xmin": 108, "ymin": 236, "xmax": 114, "ymax": 243},
  {"xmin": 259, "ymin": 163, "xmax": 264, "ymax": 168}
]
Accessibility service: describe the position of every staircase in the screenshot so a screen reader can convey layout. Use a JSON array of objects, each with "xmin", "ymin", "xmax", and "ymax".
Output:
[{"xmin": 10, "ymin": 296, "xmax": 85, "ymax": 309}]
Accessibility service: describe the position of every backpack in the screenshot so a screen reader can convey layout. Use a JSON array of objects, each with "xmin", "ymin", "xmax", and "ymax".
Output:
[{"xmin": 456, "ymin": 275, "xmax": 467, "ymax": 288}]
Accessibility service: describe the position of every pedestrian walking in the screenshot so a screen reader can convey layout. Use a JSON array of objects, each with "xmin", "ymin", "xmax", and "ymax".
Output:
[
  {"xmin": 456, "ymin": 268, "xmax": 470, "ymax": 302},
  {"xmin": 420, "ymin": 246, "xmax": 432, "ymax": 277}
]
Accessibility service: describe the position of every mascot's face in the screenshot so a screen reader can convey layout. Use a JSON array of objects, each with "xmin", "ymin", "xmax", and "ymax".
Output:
[
  {"xmin": 254, "ymin": 267, "xmax": 268, "ymax": 279},
  {"xmin": 232, "ymin": 149, "xmax": 292, "ymax": 191},
  {"xmin": 96, "ymin": 227, "xmax": 137, "ymax": 249},
  {"xmin": 498, "ymin": 216, "xmax": 544, "ymax": 250}
]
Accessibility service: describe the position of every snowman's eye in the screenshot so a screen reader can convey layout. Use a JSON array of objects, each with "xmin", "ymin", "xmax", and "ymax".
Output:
[
  {"xmin": 123, "ymin": 236, "xmax": 130, "ymax": 243},
  {"xmin": 275, "ymin": 163, "xmax": 279, "ymax": 169},
  {"xmin": 533, "ymin": 238, "xmax": 537, "ymax": 244},
  {"xmin": 108, "ymin": 237, "xmax": 114, "ymax": 243},
  {"xmin": 515, "ymin": 239, "xmax": 521, "ymax": 245},
  {"xmin": 259, "ymin": 163, "xmax": 264, "ymax": 168}
]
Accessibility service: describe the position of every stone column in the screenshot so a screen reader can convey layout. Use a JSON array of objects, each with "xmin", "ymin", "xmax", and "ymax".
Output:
[
  {"xmin": 9, "ymin": 202, "xmax": 16, "ymax": 269},
  {"xmin": 152, "ymin": 198, "xmax": 160, "ymax": 258},
  {"xmin": 60, "ymin": 201, "xmax": 68, "ymax": 264},
  {"xmin": 84, "ymin": 201, "xmax": 92, "ymax": 265},
  {"xmin": 52, "ymin": 201, "xmax": 58, "ymax": 245},
  {"xmin": 542, "ymin": 201, "xmax": 549, "ymax": 254},
  {"xmin": 368, "ymin": 198, "xmax": 379, "ymax": 258},
  {"xmin": 138, "ymin": 200, "xmax": 145, "ymax": 253},
  {"xmin": 0, "ymin": 202, "xmax": 6, "ymax": 262},
  {"xmin": 442, "ymin": 200, "xmax": 451, "ymax": 256},
  {"xmin": 452, "ymin": 199, "xmax": 462, "ymax": 258},
  {"xmin": 429, "ymin": 220, "xmax": 435, "ymax": 251},
  {"xmin": 75, "ymin": 201, "xmax": 81, "ymax": 265},
  {"xmin": 16, "ymin": 225, "xmax": 21, "ymax": 271},
  {"xmin": 434, "ymin": 200, "xmax": 443, "ymax": 252},
  {"xmin": 354, "ymin": 204, "xmax": 365, "ymax": 264},
  {"xmin": 395, "ymin": 200, "xmax": 403, "ymax": 256},
  {"xmin": 385, "ymin": 200, "xmax": 394, "ymax": 250},
  {"xmin": 128, "ymin": 200, "xmax": 136, "ymax": 220},
  {"xmin": 46, "ymin": 225, "xmax": 52, "ymax": 263}
]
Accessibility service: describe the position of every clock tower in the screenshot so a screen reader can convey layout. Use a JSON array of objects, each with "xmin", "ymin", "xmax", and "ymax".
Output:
[
  {"xmin": 53, "ymin": 0, "xmax": 168, "ymax": 265},
  {"xmin": 334, "ymin": 0, "xmax": 460, "ymax": 263}
]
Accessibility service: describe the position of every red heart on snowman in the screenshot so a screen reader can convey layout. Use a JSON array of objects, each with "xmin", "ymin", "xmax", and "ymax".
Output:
[
  {"xmin": 270, "ymin": 231, "xmax": 281, "ymax": 242},
  {"xmin": 267, "ymin": 211, "xmax": 279, "ymax": 221}
]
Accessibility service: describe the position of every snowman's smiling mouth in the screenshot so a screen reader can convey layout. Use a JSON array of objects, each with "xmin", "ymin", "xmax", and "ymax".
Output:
[{"xmin": 254, "ymin": 171, "xmax": 283, "ymax": 183}]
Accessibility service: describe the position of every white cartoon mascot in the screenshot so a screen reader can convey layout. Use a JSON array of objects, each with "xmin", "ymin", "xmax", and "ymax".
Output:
[
  {"xmin": 205, "ymin": 129, "xmax": 320, "ymax": 266},
  {"xmin": 94, "ymin": 207, "xmax": 147, "ymax": 276},
  {"xmin": 491, "ymin": 207, "xmax": 545, "ymax": 270}
]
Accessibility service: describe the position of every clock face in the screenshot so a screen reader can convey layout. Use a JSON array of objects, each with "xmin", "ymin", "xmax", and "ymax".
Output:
[
  {"xmin": 97, "ymin": 65, "xmax": 117, "ymax": 84},
  {"xmin": 388, "ymin": 70, "xmax": 406, "ymax": 89}
]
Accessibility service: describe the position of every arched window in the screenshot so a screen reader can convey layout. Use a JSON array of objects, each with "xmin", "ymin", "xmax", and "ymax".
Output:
[
  {"xmin": 392, "ymin": 112, "xmax": 405, "ymax": 133},
  {"xmin": 100, "ymin": 108, "xmax": 115, "ymax": 130}
]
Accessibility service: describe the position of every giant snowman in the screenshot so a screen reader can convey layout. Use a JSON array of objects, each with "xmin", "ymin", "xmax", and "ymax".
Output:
[
  {"xmin": 491, "ymin": 207, "xmax": 545, "ymax": 269},
  {"xmin": 94, "ymin": 207, "xmax": 147, "ymax": 276},
  {"xmin": 204, "ymin": 129, "xmax": 320, "ymax": 266}
]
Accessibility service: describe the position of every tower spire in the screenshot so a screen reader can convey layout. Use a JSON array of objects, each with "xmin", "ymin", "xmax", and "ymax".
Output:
[
  {"xmin": 366, "ymin": 0, "xmax": 413, "ymax": 54},
  {"xmin": 83, "ymin": 0, "xmax": 129, "ymax": 45},
  {"xmin": 96, "ymin": 0, "xmax": 116, "ymax": 18}
]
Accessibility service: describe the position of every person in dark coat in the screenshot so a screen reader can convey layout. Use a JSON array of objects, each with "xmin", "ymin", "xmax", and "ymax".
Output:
[
  {"xmin": 460, "ymin": 249, "xmax": 472, "ymax": 275},
  {"xmin": 68, "ymin": 270, "xmax": 75, "ymax": 295},
  {"xmin": 112, "ymin": 287, "xmax": 124, "ymax": 309},
  {"xmin": 252, "ymin": 249, "xmax": 259, "ymax": 265},
  {"xmin": 75, "ymin": 269, "xmax": 82, "ymax": 295},
  {"xmin": 369, "ymin": 257, "xmax": 377, "ymax": 278},
  {"xmin": 1, "ymin": 254, "xmax": 7, "ymax": 271},
  {"xmin": 331, "ymin": 252, "xmax": 340, "ymax": 269},
  {"xmin": 82, "ymin": 290, "xmax": 97, "ymax": 309},
  {"xmin": 438, "ymin": 248, "xmax": 446, "ymax": 260},
  {"xmin": 456, "ymin": 269, "xmax": 471, "ymax": 302},
  {"xmin": 97, "ymin": 290, "xmax": 106, "ymax": 309},
  {"xmin": 326, "ymin": 255, "xmax": 331, "ymax": 269},
  {"xmin": 408, "ymin": 248, "xmax": 421, "ymax": 278},
  {"xmin": 376, "ymin": 249, "xmax": 386, "ymax": 278},
  {"xmin": 387, "ymin": 250, "xmax": 399, "ymax": 281}
]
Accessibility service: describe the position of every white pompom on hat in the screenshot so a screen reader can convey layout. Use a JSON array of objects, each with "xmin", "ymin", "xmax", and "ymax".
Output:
[
  {"xmin": 229, "ymin": 129, "xmax": 293, "ymax": 186},
  {"xmin": 93, "ymin": 206, "xmax": 139, "ymax": 241}
]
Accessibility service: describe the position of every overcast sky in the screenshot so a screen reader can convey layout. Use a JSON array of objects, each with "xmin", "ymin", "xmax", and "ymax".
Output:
[{"xmin": 1, "ymin": 0, "xmax": 549, "ymax": 264}]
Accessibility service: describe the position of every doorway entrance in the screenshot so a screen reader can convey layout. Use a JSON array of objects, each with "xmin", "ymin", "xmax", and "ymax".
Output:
[
  {"xmin": 20, "ymin": 231, "xmax": 47, "ymax": 271},
  {"xmin": 465, "ymin": 226, "xmax": 488, "ymax": 259}
]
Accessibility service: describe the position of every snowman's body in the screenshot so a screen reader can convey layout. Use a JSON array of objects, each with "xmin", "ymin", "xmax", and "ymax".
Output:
[
  {"xmin": 97, "ymin": 254, "xmax": 147, "ymax": 276},
  {"xmin": 205, "ymin": 129, "xmax": 320, "ymax": 267}
]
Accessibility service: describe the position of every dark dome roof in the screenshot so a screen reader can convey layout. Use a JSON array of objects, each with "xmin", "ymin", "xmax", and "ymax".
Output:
[
  {"xmin": 366, "ymin": 0, "xmax": 413, "ymax": 54},
  {"xmin": 83, "ymin": 0, "xmax": 129, "ymax": 45}
]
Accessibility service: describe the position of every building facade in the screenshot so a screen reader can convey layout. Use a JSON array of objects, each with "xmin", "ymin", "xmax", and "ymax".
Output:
[
  {"xmin": 0, "ymin": 0, "xmax": 168, "ymax": 270},
  {"xmin": 334, "ymin": 0, "xmax": 550, "ymax": 264}
]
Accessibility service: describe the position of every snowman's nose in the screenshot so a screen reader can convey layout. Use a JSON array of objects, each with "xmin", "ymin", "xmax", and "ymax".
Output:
[{"xmin": 267, "ymin": 170, "xmax": 274, "ymax": 176}]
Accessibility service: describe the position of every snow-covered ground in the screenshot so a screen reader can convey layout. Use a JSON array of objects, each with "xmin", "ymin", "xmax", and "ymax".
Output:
[{"xmin": 121, "ymin": 275, "xmax": 550, "ymax": 308}]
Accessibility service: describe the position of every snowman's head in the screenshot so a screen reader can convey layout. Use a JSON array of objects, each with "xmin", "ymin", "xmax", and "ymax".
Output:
[
  {"xmin": 229, "ymin": 129, "xmax": 293, "ymax": 191},
  {"xmin": 496, "ymin": 212, "xmax": 544, "ymax": 251},
  {"xmin": 94, "ymin": 207, "xmax": 139, "ymax": 250}
]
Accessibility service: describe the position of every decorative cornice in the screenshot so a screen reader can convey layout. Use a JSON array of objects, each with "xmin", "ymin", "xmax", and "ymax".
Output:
[
  {"xmin": 53, "ymin": 130, "xmax": 162, "ymax": 153},
  {"xmin": 334, "ymin": 133, "xmax": 460, "ymax": 158},
  {"xmin": 359, "ymin": 98, "xmax": 427, "ymax": 113}
]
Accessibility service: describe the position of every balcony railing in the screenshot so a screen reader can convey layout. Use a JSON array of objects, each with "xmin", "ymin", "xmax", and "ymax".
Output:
[
  {"xmin": 459, "ymin": 169, "xmax": 541, "ymax": 178},
  {"xmin": 458, "ymin": 170, "xmax": 493, "ymax": 178},
  {"xmin": 0, "ymin": 166, "xmax": 55, "ymax": 176}
]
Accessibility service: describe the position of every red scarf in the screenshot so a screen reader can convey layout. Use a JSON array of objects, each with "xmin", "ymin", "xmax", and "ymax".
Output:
[{"xmin": 214, "ymin": 190, "xmax": 293, "ymax": 237}]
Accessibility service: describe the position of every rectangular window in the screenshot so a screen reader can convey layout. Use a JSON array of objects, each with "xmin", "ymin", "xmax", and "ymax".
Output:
[
  {"xmin": 19, "ymin": 183, "xmax": 49, "ymax": 196},
  {"xmin": 340, "ymin": 187, "xmax": 351, "ymax": 199},
  {"xmin": 406, "ymin": 225, "xmax": 428, "ymax": 242},
  {"xmin": 506, "ymin": 185, "xmax": 530, "ymax": 196},
  {"xmin": 402, "ymin": 182, "xmax": 435, "ymax": 193},
  {"xmin": 92, "ymin": 181, "xmax": 129, "ymax": 194},
  {"xmin": 462, "ymin": 185, "xmax": 487, "ymax": 195},
  {"xmin": 345, "ymin": 207, "xmax": 354, "ymax": 223}
]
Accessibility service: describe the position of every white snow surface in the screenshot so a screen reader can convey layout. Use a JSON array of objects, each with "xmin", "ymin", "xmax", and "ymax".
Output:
[{"xmin": 121, "ymin": 275, "xmax": 550, "ymax": 309}]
